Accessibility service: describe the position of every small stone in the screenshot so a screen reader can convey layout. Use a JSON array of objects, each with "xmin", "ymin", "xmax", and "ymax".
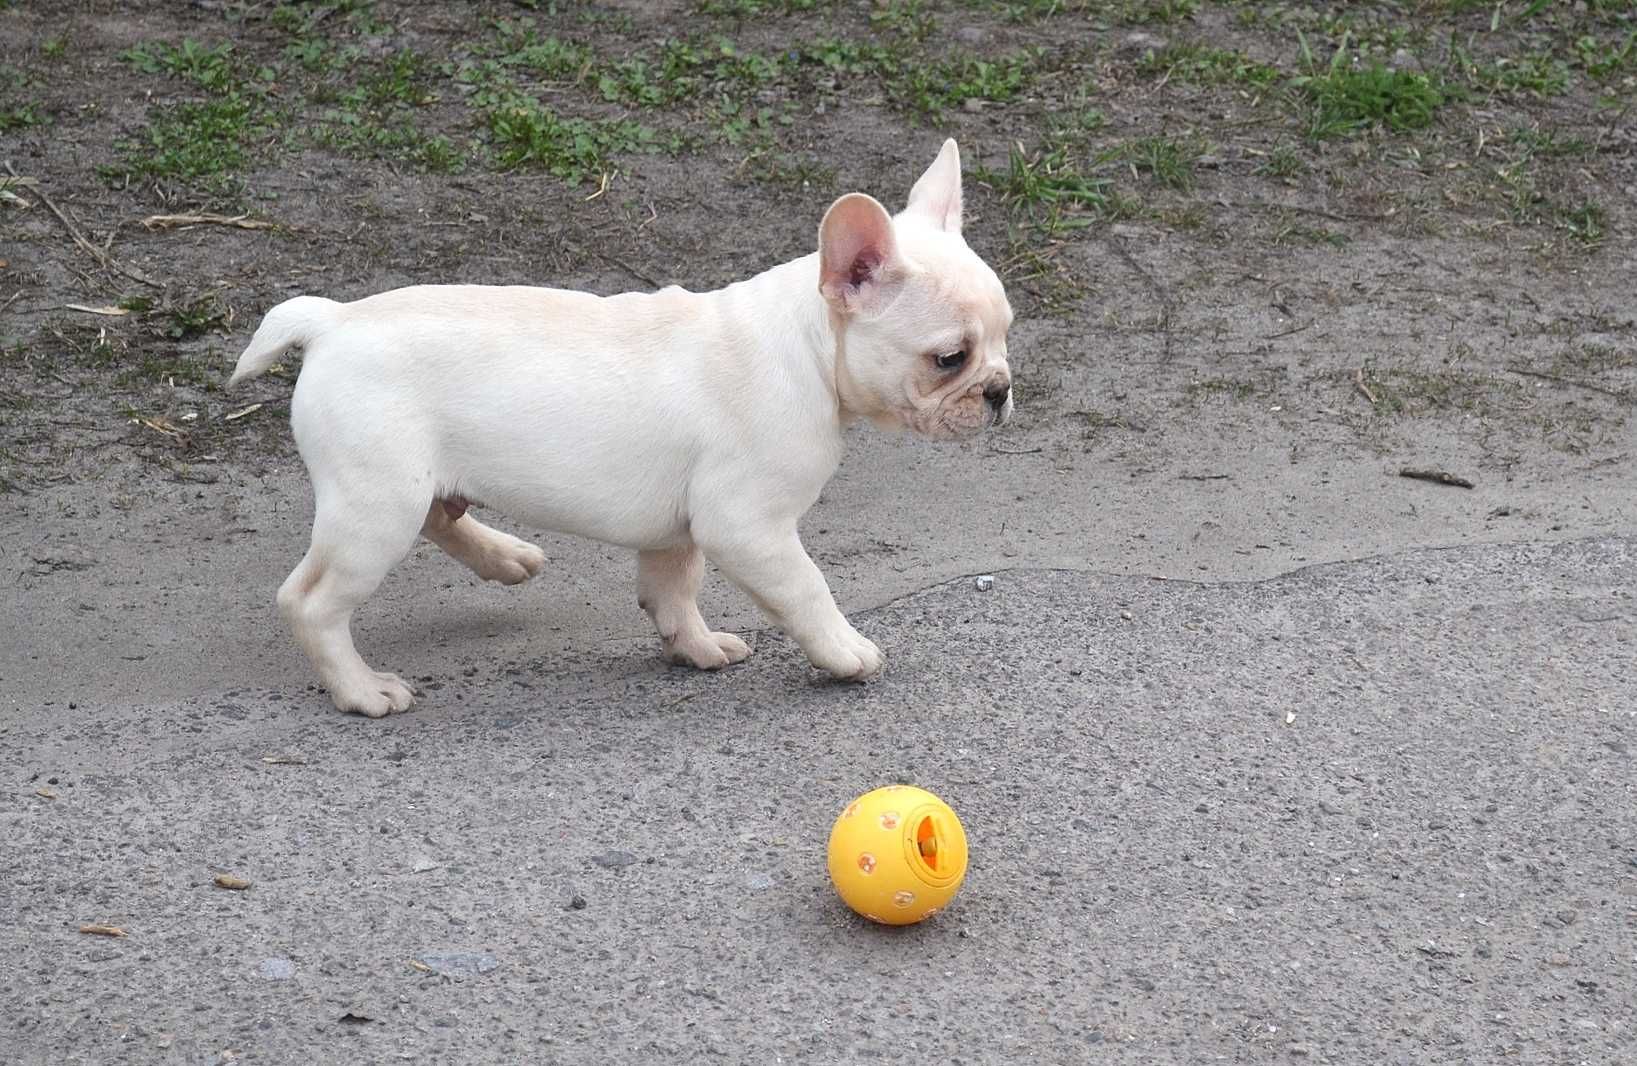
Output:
[
  {"xmin": 592, "ymin": 850, "xmax": 639, "ymax": 869},
  {"xmin": 745, "ymin": 871, "xmax": 774, "ymax": 892},
  {"xmin": 1120, "ymin": 610, "xmax": 1133, "ymax": 620},
  {"xmin": 415, "ymin": 951, "xmax": 498, "ymax": 977},
  {"xmin": 1289, "ymin": 1042, "xmax": 1315, "ymax": 1057},
  {"xmin": 1120, "ymin": 32, "xmax": 1166, "ymax": 54},
  {"xmin": 974, "ymin": 575, "xmax": 995, "ymax": 592},
  {"xmin": 257, "ymin": 958, "xmax": 296, "ymax": 981},
  {"xmin": 410, "ymin": 856, "xmax": 440, "ymax": 873},
  {"xmin": 565, "ymin": 894, "xmax": 587, "ymax": 911}
]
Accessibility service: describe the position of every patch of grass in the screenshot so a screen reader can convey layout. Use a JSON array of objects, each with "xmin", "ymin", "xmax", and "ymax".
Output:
[
  {"xmin": 1463, "ymin": 51, "xmax": 1573, "ymax": 97},
  {"xmin": 0, "ymin": 102, "xmax": 47, "ymax": 131},
  {"xmin": 871, "ymin": 0, "xmax": 939, "ymax": 41},
  {"xmin": 484, "ymin": 92, "xmax": 660, "ymax": 183},
  {"xmin": 900, "ymin": 50, "xmax": 1038, "ymax": 116},
  {"xmin": 1574, "ymin": 30, "xmax": 1637, "ymax": 79},
  {"xmin": 313, "ymin": 115, "xmax": 468, "ymax": 172},
  {"xmin": 1553, "ymin": 201, "xmax": 1605, "ymax": 245},
  {"xmin": 1552, "ymin": 343, "xmax": 1637, "ymax": 377},
  {"xmin": 161, "ymin": 295, "xmax": 228, "ymax": 341},
  {"xmin": 115, "ymin": 94, "xmax": 269, "ymax": 185},
  {"xmin": 977, "ymin": 141, "xmax": 1116, "ymax": 237},
  {"xmin": 1273, "ymin": 220, "xmax": 1349, "ymax": 247},
  {"xmin": 121, "ymin": 39, "xmax": 238, "ymax": 92},
  {"xmin": 696, "ymin": 0, "xmax": 818, "ymax": 14},
  {"xmin": 1186, "ymin": 376, "xmax": 1263, "ymax": 402},
  {"xmin": 1107, "ymin": 135, "xmax": 1201, "ymax": 191},
  {"xmin": 1256, "ymin": 141, "xmax": 1307, "ymax": 178},
  {"xmin": 1138, "ymin": 43, "xmax": 1282, "ymax": 88},
  {"xmin": 347, "ymin": 49, "xmax": 436, "ymax": 108},
  {"xmin": 1119, "ymin": 0, "xmax": 1200, "ymax": 24},
  {"xmin": 119, "ymin": 353, "xmax": 216, "ymax": 390},
  {"xmin": 1295, "ymin": 34, "xmax": 1445, "ymax": 137},
  {"xmin": 40, "ymin": 35, "xmax": 67, "ymax": 60},
  {"xmin": 740, "ymin": 147, "xmax": 836, "ymax": 190},
  {"xmin": 1507, "ymin": 125, "xmax": 1592, "ymax": 158},
  {"xmin": 600, "ymin": 37, "xmax": 783, "ymax": 108},
  {"xmin": 1356, "ymin": 366, "xmax": 1515, "ymax": 418},
  {"xmin": 485, "ymin": 18, "xmax": 593, "ymax": 78}
]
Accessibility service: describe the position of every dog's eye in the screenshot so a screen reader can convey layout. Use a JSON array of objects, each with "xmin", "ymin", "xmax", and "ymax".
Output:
[{"xmin": 934, "ymin": 350, "xmax": 968, "ymax": 371}]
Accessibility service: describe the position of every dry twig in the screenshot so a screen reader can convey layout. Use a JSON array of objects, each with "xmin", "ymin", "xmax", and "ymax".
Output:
[
  {"xmin": 1354, "ymin": 369, "xmax": 1379, "ymax": 406},
  {"xmin": 1400, "ymin": 467, "xmax": 1473, "ymax": 489},
  {"xmin": 140, "ymin": 213, "xmax": 277, "ymax": 232}
]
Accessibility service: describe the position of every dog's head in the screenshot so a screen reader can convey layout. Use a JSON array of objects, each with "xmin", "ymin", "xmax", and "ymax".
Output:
[{"xmin": 818, "ymin": 139, "xmax": 1014, "ymax": 440}]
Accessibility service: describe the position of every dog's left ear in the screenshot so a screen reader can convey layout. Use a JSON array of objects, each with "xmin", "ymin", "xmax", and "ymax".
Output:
[{"xmin": 904, "ymin": 138, "xmax": 963, "ymax": 235}]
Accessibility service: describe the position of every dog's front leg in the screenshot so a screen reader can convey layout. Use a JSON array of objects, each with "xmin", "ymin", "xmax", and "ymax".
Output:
[{"xmin": 697, "ymin": 527, "xmax": 883, "ymax": 681}]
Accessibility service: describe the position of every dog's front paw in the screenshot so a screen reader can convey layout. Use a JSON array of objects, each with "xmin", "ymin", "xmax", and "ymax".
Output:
[
  {"xmin": 668, "ymin": 631, "xmax": 752, "ymax": 671},
  {"xmin": 808, "ymin": 628, "xmax": 883, "ymax": 682},
  {"xmin": 330, "ymin": 671, "xmax": 417, "ymax": 717}
]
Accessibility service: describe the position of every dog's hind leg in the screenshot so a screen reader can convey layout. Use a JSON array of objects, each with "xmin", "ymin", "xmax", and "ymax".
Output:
[
  {"xmin": 278, "ymin": 479, "xmax": 429, "ymax": 717},
  {"xmin": 420, "ymin": 498, "xmax": 546, "ymax": 585}
]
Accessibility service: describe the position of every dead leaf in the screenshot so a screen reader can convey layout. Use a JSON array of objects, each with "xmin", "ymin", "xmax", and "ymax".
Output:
[
  {"xmin": 214, "ymin": 874, "xmax": 252, "ymax": 890},
  {"xmin": 262, "ymin": 754, "xmax": 305, "ymax": 765},
  {"xmin": 79, "ymin": 924, "xmax": 126, "ymax": 937},
  {"xmin": 224, "ymin": 403, "xmax": 263, "ymax": 422},
  {"xmin": 409, "ymin": 959, "xmax": 432, "ymax": 973},
  {"xmin": 35, "ymin": 788, "xmax": 57, "ymax": 800},
  {"xmin": 135, "ymin": 416, "xmax": 189, "ymax": 441}
]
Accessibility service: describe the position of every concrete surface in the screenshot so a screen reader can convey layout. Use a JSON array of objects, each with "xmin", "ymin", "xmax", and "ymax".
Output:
[{"xmin": 3, "ymin": 537, "xmax": 1633, "ymax": 1065}]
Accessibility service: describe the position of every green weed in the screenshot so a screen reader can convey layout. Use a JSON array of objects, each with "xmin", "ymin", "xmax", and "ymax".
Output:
[{"xmin": 1294, "ymin": 35, "xmax": 1445, "ymax": 136}]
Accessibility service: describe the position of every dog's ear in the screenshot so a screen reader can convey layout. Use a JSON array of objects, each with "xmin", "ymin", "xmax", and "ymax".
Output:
[
  {"xmin": 818, "ymin": 193, "xmax": 900, "ymax": 315},
  {"xmin": 904, "ymin": 138, "xmax": 963, "ymax": 235}
]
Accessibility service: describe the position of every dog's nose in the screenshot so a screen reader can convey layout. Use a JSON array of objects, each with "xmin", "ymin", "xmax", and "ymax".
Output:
[{"xmin": 984, "ymin": 382, "xmax": 1011, "ymax": 409}]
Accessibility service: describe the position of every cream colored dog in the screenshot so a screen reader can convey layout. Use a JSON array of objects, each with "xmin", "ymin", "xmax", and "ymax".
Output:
[{"xmin": 232, "ymin": 139, "xmax": 1013, "ymax": 716}]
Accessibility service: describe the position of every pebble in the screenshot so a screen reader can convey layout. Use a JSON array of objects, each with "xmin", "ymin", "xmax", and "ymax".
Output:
[
  {"xmin": 415, "ymin": 951, "xmax": 498, "ymax": 977},
  {"xmin": 1120, "ymin": 32, "xmax": 1166, "ymax": 55},
  {"xmin": 974, "ymin": 575, "xmax": 995, "ymax": 592},
  {"xmin": 257, "ymin": 958, "xmax": 296, "ymax": 981},
  {"xmin": 744, "ymin": 871, "xmax": 774, "ymax": 892}
]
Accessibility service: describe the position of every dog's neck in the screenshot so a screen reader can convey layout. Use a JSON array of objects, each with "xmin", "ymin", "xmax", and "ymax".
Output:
[{"xmin": 715, "ymin": 252, "xmax": 879, "ymax": 430}]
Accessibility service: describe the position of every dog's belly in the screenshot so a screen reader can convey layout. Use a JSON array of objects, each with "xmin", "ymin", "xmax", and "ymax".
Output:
[{"xmin": 447, "ymin": 443, "xmax": 696, "ymax": 552}]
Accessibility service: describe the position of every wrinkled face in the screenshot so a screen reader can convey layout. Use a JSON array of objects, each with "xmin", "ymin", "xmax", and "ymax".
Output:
[{"xmin": 836, "ymin": 225, "xmax": 1015, "ymax": 441}]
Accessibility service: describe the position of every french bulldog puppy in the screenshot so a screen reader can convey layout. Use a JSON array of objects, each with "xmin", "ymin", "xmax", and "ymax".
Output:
[{"xmin": 233, "ymin": 139, "xmax": 1014, "ymax": 716}]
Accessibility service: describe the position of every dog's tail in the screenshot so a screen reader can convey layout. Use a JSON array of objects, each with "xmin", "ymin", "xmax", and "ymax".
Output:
[{"xmin": 229, "ymin": 295, "xmax": 342, "ymax": 386}]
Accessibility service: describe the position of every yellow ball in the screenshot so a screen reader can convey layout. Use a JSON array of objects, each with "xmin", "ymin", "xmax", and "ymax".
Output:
[{"xmin": 826, "ymin": 785, "xmax": 968, "ymax": 925}]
